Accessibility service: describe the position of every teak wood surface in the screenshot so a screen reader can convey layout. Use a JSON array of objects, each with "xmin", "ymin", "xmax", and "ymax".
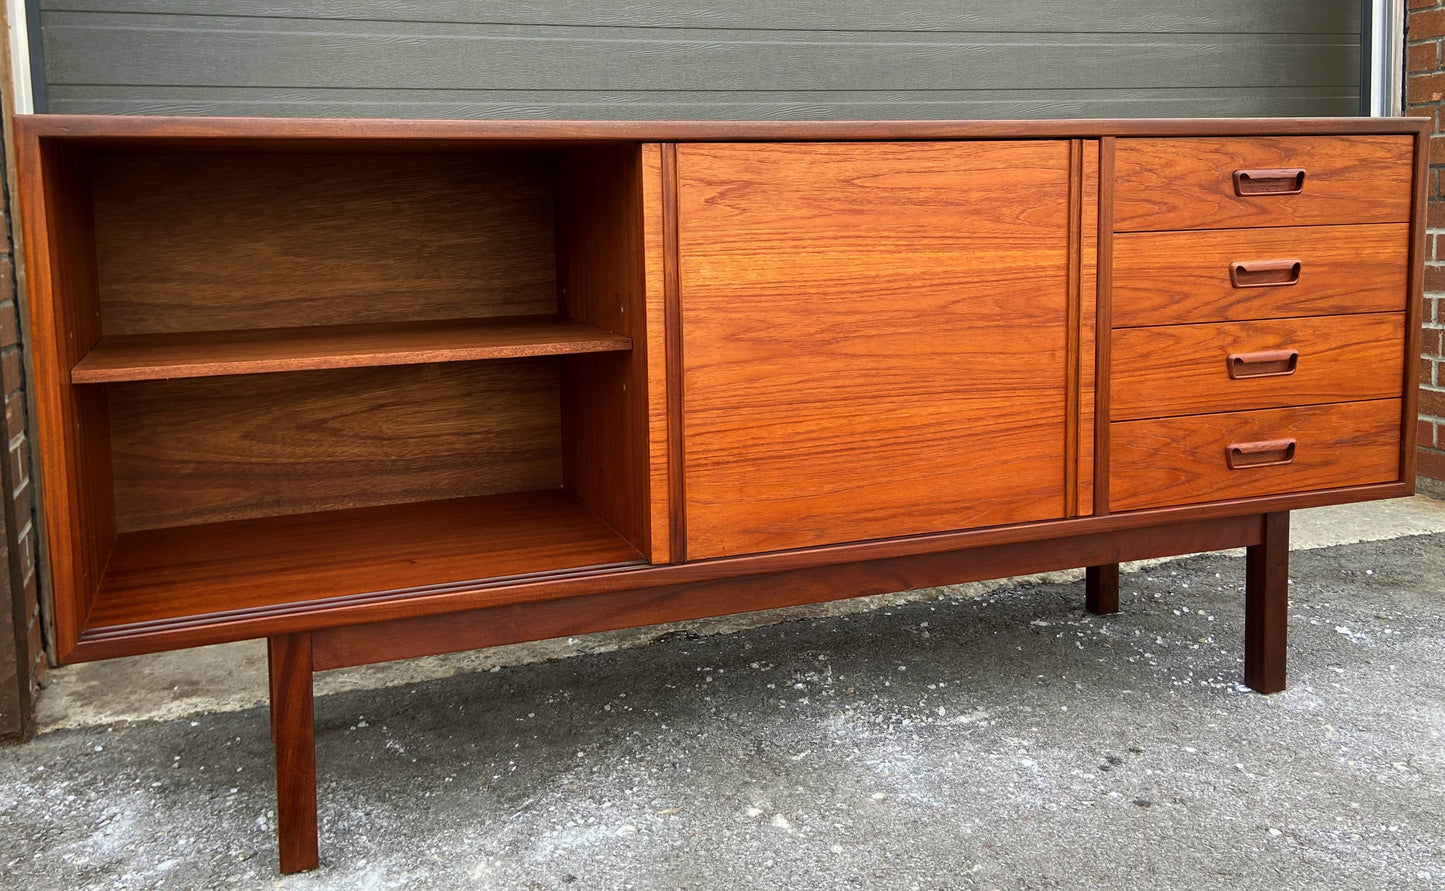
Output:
[
  {"xmin": 677, "ymin": 141, "xmax": 1072, "ymax": 558},
  {"xmin": 11, "ymin": 114, "xmax": 1425, "ymax": 876},
  {"xmin": 70, "ymin": 316, "xmax": 632, "ymax": 383},
  {"xmin": 1113, "ymin": 135, "xmax": 1414, "ymax": 231},
  {"xmin": 1110, "ymin": 223, "xmax": 1410, "ymax": 327},
  {"xmin": 1110, "ymin": 399, "xmax": 1403, "ymax": 511},
  {"xmin": 1110, "ymin": 312, "xmax": 1406, "ymax": 420}
]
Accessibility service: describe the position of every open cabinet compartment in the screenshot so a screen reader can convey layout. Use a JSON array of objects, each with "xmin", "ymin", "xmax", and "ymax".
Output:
[{"xmin": 27, "ymin": 136, "xmax": 661, "ymax": 658}]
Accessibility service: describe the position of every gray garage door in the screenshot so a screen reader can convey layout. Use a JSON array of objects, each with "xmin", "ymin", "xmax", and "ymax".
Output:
[{"xmin": 37, "ymin": 1, "xmax": 1363, "ymax": 119}]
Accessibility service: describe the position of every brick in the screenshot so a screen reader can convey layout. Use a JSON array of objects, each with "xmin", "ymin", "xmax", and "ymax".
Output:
[
  {"xmin": 9, "ymin": 441, "xmax": 29, "ymax": 491},
  {"xmin": 4, "ymin": 392, "xmax": 24, "ymax": 443},
  {"xmin": 1410, "ymin": 70, "xmax": 1445, "ymax": 105},
  {"xmin": 1424, "ymin": 356, "xmax": 1437, "ymax": 385},
  {"xmin": 0, "ymin": 302, "xmax": 17, "ymax": 349},
  {"xmin": 0, "ymin": 347, "xmax": 19, "ymax": 391},
  {"xmin": 1420, "ymin": 418, "xmax": 1438, "ymax": 449},
  {"xmin": 1425, "ymin": 264, "xmax": 1445, "ymax": 293},
  {"xmin": 1413, "ymin": 9, "xmax": 1445, "ymax": 40},
  {"xmin": 1426, "ymin": 327, "xmax": 1445, "ymax": 359},
  {"xmin": 1410, "ymin": 41, "xmax": 1439, "ymax": 73},
  {"xmin": 1427, "ymin": 202, "xmax": 1445, "ymax": 229},
  {"xmin": 1418, "ymin": 446, "xmax": 1445, "ymax": 482},
  {"xmin": 0, "ymin": 259, "xmax": 13, "ymax": 307},
  {"xmin": 1420, "ymin": 385, "xmax": 1445, "ymax": 417},
  {"xmin": 1411, "ymin": 41, "xmax": 1441, "ymax": 73},
  {"xmin": 1411, "ymin": 0, "xmax": 1443, "ymax": 9}
]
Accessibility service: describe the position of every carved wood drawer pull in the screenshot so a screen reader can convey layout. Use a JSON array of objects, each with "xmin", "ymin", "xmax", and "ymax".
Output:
[
  {"xmin": 1233, "ymin": 168, "xmax": 1306, "ymax": 196},
  {"xmin": 1230, "ymin": 259, "xmax": 1301, "ymax": 288},
  {"xmin": 1226, "ymin": 438, "xmax": 1297, "ymax": 469},
  {"xmin": 1227, "ymin": 348, "xmax": 1299, "ymax": 379}
]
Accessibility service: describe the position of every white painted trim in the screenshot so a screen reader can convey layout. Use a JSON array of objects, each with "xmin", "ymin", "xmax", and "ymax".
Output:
[
  {"xmin": 1369, "ymin": 0, "xmax": 1405, "ymax": 116},
  {"xmin": 5, "ymin": 0, "xmax": 31, "ymax": 114}
]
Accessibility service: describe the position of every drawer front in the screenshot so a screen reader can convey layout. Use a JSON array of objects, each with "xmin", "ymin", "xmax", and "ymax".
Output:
[
  {"xmin": 1114, "ymin": 136, "xmax": 1413, "ymax": 232},
  {"xmin": 1112, "ymin": 223, "xmax": 1409, "ymax": 328},
  {"xmin": 1110, "ymin": 400, "xmax": 1401, "ymax": 512},
  {"xmin": 1111, "ymin": 313, "xmax": 1405, "ymax": 420}
]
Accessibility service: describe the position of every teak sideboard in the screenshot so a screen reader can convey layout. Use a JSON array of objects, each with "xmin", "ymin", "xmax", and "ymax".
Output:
[{"xmin": 14, "ymin": 115, "xmax": 1427, "ymax": 872}]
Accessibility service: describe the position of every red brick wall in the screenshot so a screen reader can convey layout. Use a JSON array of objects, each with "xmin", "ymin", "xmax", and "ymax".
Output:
[
  {"xmin": 1410, "ymin": 0, "xmax": 1445, "ymax": 488},
  {"xmin": 0, "ymin": 123, "xmax": 37, "ymax": 742}
]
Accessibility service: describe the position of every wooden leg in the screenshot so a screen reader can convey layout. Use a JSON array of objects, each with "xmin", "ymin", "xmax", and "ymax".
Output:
[
  {"xmin": 1245, "ymin": 511, "xmax": 1289, "ymax": 694},
  {"xmin": 1086, "ymin": 563, "xmax": 1119, "ymax": 615},
  {"xmin": 268, "ymin": 632, "xmax": 319, "ymax": 873}
]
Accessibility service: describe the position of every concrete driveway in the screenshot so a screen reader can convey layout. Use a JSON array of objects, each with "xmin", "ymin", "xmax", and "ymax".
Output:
[{"xmin": 2, "ymin": 497, "xmax": 1443, "ymax": 890}]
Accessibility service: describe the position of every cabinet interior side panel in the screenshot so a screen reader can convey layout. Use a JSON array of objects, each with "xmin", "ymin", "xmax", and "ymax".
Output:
[
  {"xmin": 29, "ymin": 141, "xmax": 116, "ymax": 653},
  {"xmin": 557, "ymin": 145, "xmax": 653, "ymax": 557},
  {"xmin": 639, "ymin": 143, "xmax": 672, "ymax": 563},
  {"xmin": 89, "ymin": 150, "xmax": 560, "ymax": 334},
  {"xmin": 108, "ymin": 362, "xmax": 563, "ymax": 531},
  {"xmin": 678, "ymin": 141, "xmax": 1072, "ymax": 559}
]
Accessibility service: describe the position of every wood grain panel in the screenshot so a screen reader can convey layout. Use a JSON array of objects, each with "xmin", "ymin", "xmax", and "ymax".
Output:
[
  {"xmin": 678, "ymin": 141, "xmax": 1071, "ymax": 558},
  {"xmin": 1112, "ymin": 313, "xmax": 1406, "ymax": 420},
  {"xmin": 1112, "ymin": 223, "xmax": 1409, "ymax": 327},
  {"xmin": 72, "ymin": 316, "xmax": 630, "ymax": 383},
  {"xmin": 1111, "ymin": 400, "xmax": 1401, "ymax": 512},
  {"xmin": 1114, "ymin": 136, "xmax": 1413, "ymax": 231},
  {"xmin": 108, "ymin": 362, "xmax": 562, "ymax": 531},
  {"xmin": 310, "ymin": 512, "xmax": 1266, "ymax": 671},
  {"xmin": 640, "ymin": 144, "xmax": 672, "ymax": 563},
  {"xmin": 87, "ymin": 490, "xmax": 643, "ymax": 630},
  {"xmin": 18, "ymin": 137, "xmax": 116, "ymax": 659},
  {"xmin": 1077, "ymin": 139, "xmax": 1099, "ymax": 516},
  {"xmin": 90, "ymin": 150, "xmax": 559, "ymax": 334},
  {"xmin": 557, "ymin": 145, "xmax": 653, "ymax": 558}
]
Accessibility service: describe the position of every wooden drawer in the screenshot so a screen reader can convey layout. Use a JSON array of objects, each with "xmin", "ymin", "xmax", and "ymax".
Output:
[
  {"xmin": 1110, "ymin": 400, "xmax": 1401, "ymax": 512},
  {"xmin": 1111, "ymin": 313, "xmax": 1404, "ymax": 420},
  {"xmin": 1114, "ymin": 136, "xmax": 1413, "ymax": 232},
  {"xmin": 1112, "ymin": 223, "xmax": 1408, "ymax": 327}
]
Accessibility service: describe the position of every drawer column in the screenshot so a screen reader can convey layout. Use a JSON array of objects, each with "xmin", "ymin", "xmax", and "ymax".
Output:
[{"xmin": 1245, "ymin": 511, "xmax": 1290, "ymax": 694}]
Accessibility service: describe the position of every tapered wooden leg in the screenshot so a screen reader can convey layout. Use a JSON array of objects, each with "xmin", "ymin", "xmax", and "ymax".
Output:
[
  {"xmin": 1086, "ymin": 563, "xmax": 1119, "ymax": 615},
  {"xmin": 268, "ymin": 632, "xmax": 319, "ymax": 873},
  {"xmin": 1245, "ymin": 511, "xmax": 1289, "ymax": 694}
]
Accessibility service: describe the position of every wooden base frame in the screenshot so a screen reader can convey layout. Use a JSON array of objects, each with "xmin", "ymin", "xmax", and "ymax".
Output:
[{"xmin": 263, "ymin": 512, "xmax": 1291, "ymax": 873}]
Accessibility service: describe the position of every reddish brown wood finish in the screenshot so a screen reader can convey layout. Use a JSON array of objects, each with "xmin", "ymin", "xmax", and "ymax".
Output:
[
  {"xmin": 1111, "ymin": 224, "xmax": 1410, "ymax": 328},
  {"xmin": 311, "ymin": 514, "xmax": 1263, "ymax": 670},
  {"xmin": 1111, "ymin": 400, "xmax": 1402, "ymax": 511},
  {"xmin": 16, "ymin": 135, "xmax": 117, "ymax": 657},
  {"xmin": 1245, "ymin": 512, "xmax": 1289, "ymax": 694},
  {"xmin": 1085, "ymin": 564, "xmax": 1120, "ymax": 615},
  {"xmin": 556, "ymin": 145, "xmax": 656, "ymax": 558},
  {"xmin": 661, "ymin": 143, "xmax": 686, "ymax": 564},
  {"xmin": 268, "ymin": 632, "xmax": 318, "ymax": 873},
  {"xmin": 71, "ymin": 316, "xmax": 630, "ymax": 383},
  {"xmin": 107, "ymin": 362, "xmax": 563, "ymax": 531},
  {"xmin": 678, "ymin": 141, "xmax": 1071, "ymax": 557},
  {"xmin": 1078, "ymin": 140, "xmax": 1099, "ymax": 516},
  {"xmin": 86, "ymin": 491, "xmax": 643, "ymax": 631},
  {"xmin": 15, "ymin": 114, "xmax": 1431, "ymax": 146},
  {"xmin": 1094, "ymin": 137, "xmax": 1115, "ymax": 517},
  {"xmin": 1111, "ymin": 313, "xmax": 1406, "ymax": 420},
  {"xmin": 66, "ymin": 481, "xmax": 1412, "ymax": 664},
  {"xmin": 640, "ymin": 144, "xmax": 672, "ymax": 563},
  {"xmin": 1113, "ymin": 136, "xmax": 1415, "ymax": 231}
]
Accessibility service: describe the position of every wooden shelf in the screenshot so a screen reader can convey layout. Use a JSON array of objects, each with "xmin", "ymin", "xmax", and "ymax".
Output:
[
  {"xmin": 83, "ymin": 490, "xmax": 644, "ymax": 632},
  {"xmin": 71, "ymin": 315, "xmax": 632, "ymax": 383}
]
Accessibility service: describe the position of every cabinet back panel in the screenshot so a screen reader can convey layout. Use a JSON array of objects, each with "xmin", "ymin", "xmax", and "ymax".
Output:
[
  {"xmin": 89, "ymin": 151, "xmax": 559, "ymax": 334},
  {"xmin": 108, "ymin": 362, "xmax": 562, "ymax": 531}
]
